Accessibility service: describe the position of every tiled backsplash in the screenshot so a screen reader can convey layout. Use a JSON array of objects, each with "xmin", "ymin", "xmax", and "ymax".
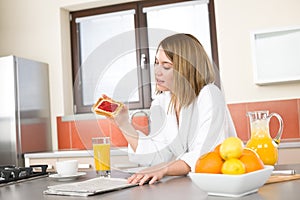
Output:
[
  {"xmin": 228, "ymin": 98, "xmax": 300, "ymax": 141},
  {"xmin": 57, "ymin": 116, "xmax": 148, "ymax": 150},
  {"xmin": 57, "ymin": 98, "xmax": 300, "ymax": 150}
]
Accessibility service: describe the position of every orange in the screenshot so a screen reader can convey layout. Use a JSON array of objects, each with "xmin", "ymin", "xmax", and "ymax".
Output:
[
  {"xmin": 246, "ymin": 138, "xmax": 278, "ymax": 165},
  {"xmin": 241, "ymin": 147, "xmax": 257, "ymax": 156},
  {"xmin": 219, "ymin": 137, "xmax": 244, "ymax": 160},
  {"xmin": 221, "ymin": 158, "xmax": 246, "ymax": 175},
  {"xmin": 195, "ymin": 152, "xmax": 224, "ymax": 174},
  {"xmin": 213, "ymin": 143, "xmax": 222, "ymax": 154},
  {"xmin": 240, "ymin": 148, "xmax": 264, "ymax": 173}
]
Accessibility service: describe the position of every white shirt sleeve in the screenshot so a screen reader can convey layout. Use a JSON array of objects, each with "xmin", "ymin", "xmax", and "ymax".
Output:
[{"xmin": 128, "ymin": 93, "xmax": 176, "ymax": 166}]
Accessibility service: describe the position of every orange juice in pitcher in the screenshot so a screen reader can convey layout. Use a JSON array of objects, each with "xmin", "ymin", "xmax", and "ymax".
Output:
[{"xmin": 246, "ymin": 111, "xmax": 283, "ymax": 165}]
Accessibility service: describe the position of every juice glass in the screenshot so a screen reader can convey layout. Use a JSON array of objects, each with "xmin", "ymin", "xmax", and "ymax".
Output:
[{"xmin": 92, "ymin": 137, "xmax": 111, "ymax": 177}]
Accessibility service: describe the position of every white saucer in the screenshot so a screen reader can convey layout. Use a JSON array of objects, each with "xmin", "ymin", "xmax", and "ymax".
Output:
[{"xmin": 49, "ymin": 172, "xmax": 87, "ymax": 181}]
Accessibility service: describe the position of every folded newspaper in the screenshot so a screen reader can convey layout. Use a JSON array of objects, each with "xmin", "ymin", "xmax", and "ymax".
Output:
[{"xmin": 44, "ymin": 177, "xmax": 138, "ymax": 197}]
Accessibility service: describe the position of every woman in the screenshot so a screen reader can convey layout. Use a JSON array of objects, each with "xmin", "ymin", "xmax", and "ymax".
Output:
[{"xmin": 112, "ymin": 33, "xmax": 236, "ymax": 185}]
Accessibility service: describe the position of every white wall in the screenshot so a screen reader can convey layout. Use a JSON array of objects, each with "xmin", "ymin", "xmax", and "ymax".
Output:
[
  {"xmin": 0, "ymin": 0, "xmax": 63, "ymax": 150},
  {"xmin": 0, "ymin": 0, "xmax": 299, "ymax": 150},
  {"xmin": 214, "ymin": 0, "xmax": 300, "ymax": 103}
]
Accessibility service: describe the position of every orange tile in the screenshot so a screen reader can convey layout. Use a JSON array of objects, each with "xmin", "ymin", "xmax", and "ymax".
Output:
[
  {"xmin": 95, "ymin": 119, "xmax": 128, "ymax": 148},
  {"xmin": 70, "ymin": 122, "xmax": 85, "ymax": 150},
  {"xmin": 109, "ymin": 122, "xmax": 128, "ymax": 147},
  {"xmin": 246, "ymin": 99, "xmax": 299, "ymax": 140},
  {"xmin": 132, "ymin": 116, "xmax": 149, "ymax": 135},
  {"xmin": 297, "ymin": 99, "xmax": 300, "ymax": 138},
  {"xmin": 72, "ymin": 119, "xmax": 103, "ymax": 150},
  {"xmin": 96, "ymin": 119, "xmax": 111, "ymax": 137},
  {"xmin": 56, "ymin": 116, "xmax": 71, "ymax": 149},
  {"xmin": 227, "ymin": 103, "xmax": 249, "ymax": 141}
]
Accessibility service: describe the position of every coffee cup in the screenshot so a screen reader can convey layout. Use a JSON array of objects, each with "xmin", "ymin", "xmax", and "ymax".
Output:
[{"xmin": 56, "ymin": 160, "xmax": 78, "ymax": 176}]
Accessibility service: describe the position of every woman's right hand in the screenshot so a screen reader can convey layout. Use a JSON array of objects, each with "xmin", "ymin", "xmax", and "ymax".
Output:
[
  {"xmin": 111, "ymin": 104, "xmax": 139, "ymax": 151},
  {"xmin": 101, "ymin": 94, "xmax": 130, "ymax": 127},
  {"xmin": 102, "ymin": 95, "xmax": 139, "ymax": 151},
  {"xmin": 111, "ymin": 104, "xmax": 130, "ymax": 128}
]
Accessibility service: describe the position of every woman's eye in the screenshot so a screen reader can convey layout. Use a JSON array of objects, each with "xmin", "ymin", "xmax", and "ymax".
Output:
[
  {"xmin": 163, "ymin": 63, "xmax": 173, "ymax": 70},
  {"xmin": 153, "ymin": 59, "xmax": 172, "ymax": 69}
]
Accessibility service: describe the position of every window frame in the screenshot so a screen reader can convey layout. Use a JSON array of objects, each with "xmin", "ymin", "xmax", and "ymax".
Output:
[{"xmin": 70, "ymin": 0, "xmax": 219, "ymax": 114}]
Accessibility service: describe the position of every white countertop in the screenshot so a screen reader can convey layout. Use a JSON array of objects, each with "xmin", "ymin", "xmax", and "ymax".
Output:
[
  {"xmin": 24, "ymin": 140, "xmax": 300, "ymax": 159},
  {"xmin": 24, "ymin": 147, "xmax": 128, "ymax": 158},
  {"xmin": 278, "ymin": 139, "xmax": 300, "ymax": 148}
]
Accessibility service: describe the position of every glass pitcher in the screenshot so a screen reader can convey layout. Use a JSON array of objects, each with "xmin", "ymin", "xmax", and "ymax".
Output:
[{"xmin": 246, "ymin": 110, "xmax": 283, "ymax": 165}]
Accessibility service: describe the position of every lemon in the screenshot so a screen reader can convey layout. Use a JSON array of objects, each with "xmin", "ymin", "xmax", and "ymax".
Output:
[
  {"xmin": 221, "ymin": 158, "xmax": 246, "ymax": 175},
  {"xmin": 220, "ymin": 137, "xmax": 244, "ymax": 160}
]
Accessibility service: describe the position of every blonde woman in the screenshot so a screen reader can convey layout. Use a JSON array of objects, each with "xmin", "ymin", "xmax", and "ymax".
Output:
[{"xmin": 112, "ymin": 33, "xmax": 236, "ymax": 185}]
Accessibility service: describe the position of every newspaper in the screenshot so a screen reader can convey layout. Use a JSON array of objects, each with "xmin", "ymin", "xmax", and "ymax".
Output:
[{"xmin": 44, "ymin": 177, "xmax": 138, "ymax": 197}]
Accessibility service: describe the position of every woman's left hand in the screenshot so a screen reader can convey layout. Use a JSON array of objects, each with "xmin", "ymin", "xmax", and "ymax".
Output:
[
  {"xmin": 128, "ymin": 160, "xmax": 191, "ymax": 185},
  {"xmin": 127, "ymin": 163, "xmax": 168, "ymax": 185}
]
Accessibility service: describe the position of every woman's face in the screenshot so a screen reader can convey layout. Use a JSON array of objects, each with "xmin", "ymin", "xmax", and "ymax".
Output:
[{"xmin": 154, "ymin": 47, "xmax": 174, "ymax": 92}]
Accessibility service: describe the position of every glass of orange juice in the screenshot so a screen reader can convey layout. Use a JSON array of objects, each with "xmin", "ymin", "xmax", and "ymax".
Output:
[{"xmin": 92, "ymin": 137, "xmax": 111, "ymax": 177}]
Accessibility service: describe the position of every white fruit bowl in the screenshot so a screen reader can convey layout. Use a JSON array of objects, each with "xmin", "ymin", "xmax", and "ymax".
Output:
[{"xmin": 188, "ymin": 165, "xmax": 274, "ymax": 197}]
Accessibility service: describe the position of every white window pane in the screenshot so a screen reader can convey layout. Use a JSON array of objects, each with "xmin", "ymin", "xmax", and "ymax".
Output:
[
  {"xmin": 145, "ymin": 1, "xmax": 211, "ymax": 97},
  {"xmin": 93, "ymin": 51, "xmax": 139, "ymax": 103},
  {"xmin": 78, "ymin": 10, "xmax": 136, "ymax": 62},
  {"xmin": 77, "ymin": 10, "xmax": 138, "ymax": 105}
]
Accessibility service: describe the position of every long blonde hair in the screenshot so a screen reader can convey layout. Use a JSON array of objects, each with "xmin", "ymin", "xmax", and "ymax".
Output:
[{"xmin": 156, "ymin": 33, "xmax": 215, "ymax": 112}]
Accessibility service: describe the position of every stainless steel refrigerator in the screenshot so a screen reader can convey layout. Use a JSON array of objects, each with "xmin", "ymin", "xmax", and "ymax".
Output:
[{"xmin": 0, "ymin": 55, "xmax": 52, "ymax": 167}]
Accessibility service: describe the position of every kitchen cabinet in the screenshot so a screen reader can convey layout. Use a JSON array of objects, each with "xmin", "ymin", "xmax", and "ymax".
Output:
[{"xmin": 24, "ymin": 148, "xmax": 138, "ymax": 173}]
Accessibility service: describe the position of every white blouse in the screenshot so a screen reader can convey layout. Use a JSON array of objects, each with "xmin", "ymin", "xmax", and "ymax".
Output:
[{"xmin": 128, "ymin": 84, "xmax": 237, "ymax": 172}]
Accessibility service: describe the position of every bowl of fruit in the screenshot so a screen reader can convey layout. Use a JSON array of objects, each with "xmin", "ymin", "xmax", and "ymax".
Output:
[{"xmin": 188, "ymin": 137, "xmax": 274, "ymax": 197}]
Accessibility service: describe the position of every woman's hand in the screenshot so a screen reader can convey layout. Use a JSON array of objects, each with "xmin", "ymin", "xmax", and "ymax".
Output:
[
  {"xmin": 127, "ymin": 163, "xmax": 168, "ymax": 185},
  {"xmin": 111, "ymin": 104, "xmax": 130, "ymax": 127},
  {"xmin": 101, "ymin": 94, "xmax": 130, "ymax": 127},
  {"xmin": 127, "ymin": 160, "xmax": 191, "ymax": 185},
  {"xmin": 106, "ymin": 103, "xmax": 139, "ymax": 151}
]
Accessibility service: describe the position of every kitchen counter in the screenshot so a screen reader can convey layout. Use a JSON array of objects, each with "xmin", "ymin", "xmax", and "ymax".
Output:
[
  {"xmin": 1, "ymin": 164, "xmax": 300, "ymax": 200},
  {"xmin": 24, "ymin": 148, "xmax": 138, "ymax": 172},
  {"xmin": 24, "ymin": 147, "xmax": 128, "ymax": 158},
  {"xmin": 25, "ymin": 143, "xmax": 300, "ymax": 167},
  {"xmin": 278, "ymin": 139, "xmax": 300, "ymax": 148}
]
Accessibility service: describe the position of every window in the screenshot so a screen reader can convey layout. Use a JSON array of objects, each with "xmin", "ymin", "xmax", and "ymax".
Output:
[{"xmin": 70, "ymin": 0, "xmax": 219, "ymax": 114}]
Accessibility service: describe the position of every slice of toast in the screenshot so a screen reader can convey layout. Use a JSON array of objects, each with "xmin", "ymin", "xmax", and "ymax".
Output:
[{"xmin": 92, "ymin": 96, "xmax": 123, "ymax": 117}]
